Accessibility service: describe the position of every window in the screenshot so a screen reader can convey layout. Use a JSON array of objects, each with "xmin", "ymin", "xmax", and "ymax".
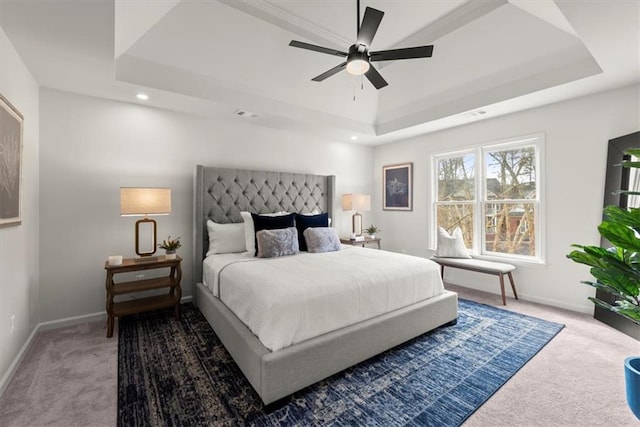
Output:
[{"xmin": 433, "ymin": 135, "xmax": 543, "ymax": 261}]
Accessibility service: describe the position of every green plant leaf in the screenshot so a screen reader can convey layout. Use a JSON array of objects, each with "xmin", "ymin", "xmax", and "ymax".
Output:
[
  {"xmin": 622, "ymin": 161, "xmax": 640, "ymax": 169},
  {"xmin": 590, "ymin": 297, "xmax": 640, "ymax": 324},
  {"xmin": 581, "ymin": 280, "xmax": 630, "ymax": 301},
  {"xmin": 625, "ymin": 148, "xmax": 640, "ymax": 158},
  {"xmin": 598, "ymin": 221, "xmax": 640, "ymax": 252},
  {"xmin": 566, "ymin": 249, "xmax": 606, "ymax": 269},
  {"xmin": 614, "ymin": 190, "xmax": 640, "ymax": 197},
  {"xmin": 590, "ymin": 267, "xmax": 640, "ymax": 297},
  {"xmin": 603, "ymin": 205, "xmax": 640, "ymax": 231}
]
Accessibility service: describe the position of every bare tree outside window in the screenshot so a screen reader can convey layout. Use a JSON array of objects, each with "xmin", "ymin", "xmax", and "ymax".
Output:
[
  {"xmin": 485, "ymin": 147, "xmax": 537, "ymax": 256},
  {"xmin": 436, "ymin": 153, "xmax": 475, "ymax": 248},
  {"xmin": 434, "ymin": 140, "xmax": 540, "ymax": 260}
]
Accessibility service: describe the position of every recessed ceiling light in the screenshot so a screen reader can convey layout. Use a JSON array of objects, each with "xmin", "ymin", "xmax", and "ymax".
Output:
[
  {"xmin": 350, "ymin": 136, "xmax": 358, "ymax": 140},
  {"xmin": 136, "ymin": 93, "xmax": 149, "ymax": 101}
]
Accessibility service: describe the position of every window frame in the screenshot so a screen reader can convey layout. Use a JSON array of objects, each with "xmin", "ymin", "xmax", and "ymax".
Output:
[{"xmin": 431, "ymin": 133, "xmax": 545, "ymax": 263}]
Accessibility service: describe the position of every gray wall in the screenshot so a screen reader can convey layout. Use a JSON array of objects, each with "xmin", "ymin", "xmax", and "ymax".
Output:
[
  {"xmin": 38, "ymin": 88, "xmax": 374, "ymax": 322},
  {"xmin": 0, "ymin": 27, "xmax": 40, "ymax": 387},
  {"xmin": 373, "ymin": 84, "xmax": 640, "ymax": 313}
]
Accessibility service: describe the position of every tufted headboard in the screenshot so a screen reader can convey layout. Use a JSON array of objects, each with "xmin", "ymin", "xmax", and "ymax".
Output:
[{"xmin": 193, "ymin": 165, "xmax": 336, "ymax": 285}]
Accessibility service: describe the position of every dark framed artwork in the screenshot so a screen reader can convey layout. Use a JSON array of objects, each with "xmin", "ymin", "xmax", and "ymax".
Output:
[
  {"xmin": 0, "ymin": 93, "xmax": 24, "ymax": 227},
  {"xmin": 383, "ymin": 162, "xmax": 412, "ymax": 211}
]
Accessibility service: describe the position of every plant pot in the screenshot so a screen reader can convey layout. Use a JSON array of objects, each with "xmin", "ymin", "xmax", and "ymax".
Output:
[
  {"xmin": 165, "ymin": 250, "xmax": 177, "ymax": 260},
  {"xmin": 369, "ymin": 234, "xmax": 375, "ymax": 239},
  {"xmin": 625, "ymin": 356, "xmax": 640, "ymax": 420}
]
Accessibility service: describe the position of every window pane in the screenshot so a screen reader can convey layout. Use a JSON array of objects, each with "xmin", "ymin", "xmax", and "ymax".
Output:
[
  {"xmin": 485, "ymin": 147, "xmax": 536, "ymax": 200},
  {"xmin": 484, "ymin": 202, "xmax": 536, "ymax": 256},
  {"xmin": 437, "ymin": 154, "xmax": 475, "ymax": 201},
  {"xmin": 437, "ymin": 204, "xmax": 475, "ymax": 248}
]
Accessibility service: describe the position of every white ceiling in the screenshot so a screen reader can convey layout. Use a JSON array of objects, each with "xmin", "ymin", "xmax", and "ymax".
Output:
[{"xmin": 1, "ymin": 0, "xmax": 638, "ymax": 145}]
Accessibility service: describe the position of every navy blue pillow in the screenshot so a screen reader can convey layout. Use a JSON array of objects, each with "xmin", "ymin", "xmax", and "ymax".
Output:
[
  {"xmin": 295, "ymin": 212, "xmax": 329, "ymax": 251},
  {"xmin": 251, "ymin": 213, "xmax": 296, "ymax": 256}
]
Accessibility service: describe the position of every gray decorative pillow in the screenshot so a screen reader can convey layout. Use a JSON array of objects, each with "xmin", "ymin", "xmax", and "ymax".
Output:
[
  {"xmin": 303, "ymin": 227, "xmax": 341, "ymax": 253},
  {"xmin": 256, "ymin": 227, "xmax": 299, "ymax": 258}
]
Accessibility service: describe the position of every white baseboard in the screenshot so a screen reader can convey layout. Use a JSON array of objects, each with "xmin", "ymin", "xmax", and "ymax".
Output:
[
  {"xmin": 38, "ymin": 311, "xmax": 107, "ymax": 331},
  {"xmin": 0, "ymin": 294, "xmax": 194, "ymax": 398},
  {"xmin": 0, "ymin": 325, "xmax": 39, "ymax": 397}
]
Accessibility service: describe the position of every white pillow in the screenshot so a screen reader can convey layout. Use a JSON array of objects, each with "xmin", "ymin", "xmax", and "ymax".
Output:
[
  {"xmin": 240, "ymin": 211, "xmax": 289, "ymax": 255},
  {"xmin": 206, "ymin": 220, "xmax": 246, "ymax": 256},
  {"xmin": 434, "ymin": 227, "xmax": 472, "ymax": 258}
]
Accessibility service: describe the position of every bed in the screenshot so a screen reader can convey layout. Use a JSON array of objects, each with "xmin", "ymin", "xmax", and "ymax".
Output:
[{"xmin": 193, "ymin": 165, "xmax": 458, "ymax": 405}]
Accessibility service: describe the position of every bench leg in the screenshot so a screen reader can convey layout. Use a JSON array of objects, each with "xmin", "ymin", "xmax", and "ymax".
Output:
[
  {"xmin": 508, "ymin": 271, "xmax": 518, "ymax": 300},
  {"xmin": 498, "ymin": 273, "xmax": 507, "ymax": 305}
]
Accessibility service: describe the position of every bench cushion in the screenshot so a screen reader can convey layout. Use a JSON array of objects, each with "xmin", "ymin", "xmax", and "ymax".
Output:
[{"xmin": 431, "ymin": 257, "xmax": 515, "ymax": 274}]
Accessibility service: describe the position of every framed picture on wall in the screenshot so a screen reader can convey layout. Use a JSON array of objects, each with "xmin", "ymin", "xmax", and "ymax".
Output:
[
  {"xmin": 383, "ymin": 162, "xmax": 413, "ymax": 211},
  {"xmin": 0, "ymin": 93, "xmax": 24, "ymax": 227}
]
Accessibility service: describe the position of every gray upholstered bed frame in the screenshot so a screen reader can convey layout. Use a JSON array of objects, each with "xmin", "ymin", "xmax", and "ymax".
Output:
[{"xmin": 193, "ymin": 165, "xmax": 458, "ymax": 405}]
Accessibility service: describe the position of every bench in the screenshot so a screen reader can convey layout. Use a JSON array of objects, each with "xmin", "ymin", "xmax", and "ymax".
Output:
[{"xmin": 431, "ymin": 257, "xmax": 518, "ymax": 305}]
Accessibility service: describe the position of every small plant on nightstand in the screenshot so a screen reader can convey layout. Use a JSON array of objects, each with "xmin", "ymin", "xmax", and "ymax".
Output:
[
  {"xmin": 159, "ymin": 236, "xmax": 181, "ymax": 259},
  {"xmin": 364, "ymin": 225, "xmax": 380, "ymax": 238}
]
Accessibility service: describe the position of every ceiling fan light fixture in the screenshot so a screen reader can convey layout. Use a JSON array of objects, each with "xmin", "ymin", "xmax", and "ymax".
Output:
[
  {"xmin": 346, "ymin": 46, "xmax": 370, "ymax": 75},
  {"xmin": 346, "ymin": 58, "xmax": 370, "ymax": 75}
]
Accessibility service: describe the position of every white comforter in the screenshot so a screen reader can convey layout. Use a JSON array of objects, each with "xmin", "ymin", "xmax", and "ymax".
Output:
[{"xmin": 203, "ymin": 247, "xmax": 444, "ymax": 352}]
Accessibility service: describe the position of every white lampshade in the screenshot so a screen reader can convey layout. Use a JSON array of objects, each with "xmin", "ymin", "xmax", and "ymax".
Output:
[
  {"xmin": 120, "ymin": 188, "xmax": 171, "ymax": 216},
  {"xmin": 342, "ymin": 194, "xmax": 371, "ymax": 212}
]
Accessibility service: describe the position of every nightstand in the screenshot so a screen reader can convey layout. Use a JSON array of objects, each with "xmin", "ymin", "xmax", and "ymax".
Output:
[
  {"xmin": 104, "ymin": 255, "xmax": 182, "ymax": 338},
  {"xmin": 340, "ymin": 237, "xmax": 381, "ymax": 249}
]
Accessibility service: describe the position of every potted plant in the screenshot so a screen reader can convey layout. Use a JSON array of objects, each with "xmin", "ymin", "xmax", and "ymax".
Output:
[
  {"xmin": 566, "ymin": 147, "xmax": 640, "ymax": 420},
  {"xmin": 158, "ymin": 236, "xmax": 181, "ymax": 260},
  {"xmin": 364, "ymin": 225, "xmax": 380, "ymax": 239}
]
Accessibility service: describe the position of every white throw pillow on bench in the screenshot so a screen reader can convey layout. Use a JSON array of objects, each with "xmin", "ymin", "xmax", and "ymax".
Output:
[{"xmin": 434, "ymin": 227, "xmax": 472, "ymax": 258}]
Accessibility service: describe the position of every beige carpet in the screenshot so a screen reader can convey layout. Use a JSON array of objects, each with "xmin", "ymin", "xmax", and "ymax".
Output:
[{"xmin": 0, "ymin": 284, "xmax": 637, "ymax": 426}]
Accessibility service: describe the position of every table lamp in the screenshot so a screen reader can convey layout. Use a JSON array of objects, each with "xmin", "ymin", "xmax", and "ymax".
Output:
[
  {"xmin": 342, "ymin": 193, "xmax": 370, "ymax": 237},
  {"xmin": 120, "ymin": 187, "xmax": 171, "ymax": 260}
]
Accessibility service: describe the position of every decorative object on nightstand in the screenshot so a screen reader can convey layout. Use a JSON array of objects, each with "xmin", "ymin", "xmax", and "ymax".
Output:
[
  {"xmin": 342, "ymin": 193, "xmax": 370, "ymax": 236},
  {"xmin": 120, "ymin": 187, "xmax": 171, "ymax": 260},
  {"xmin": 104, "ymin": 255, "xmax": 182, "ymax": 338},
  {"xmin": 158, "ymin": 235, "xmax": 181, "ymax": 259},
  {"xmin": 363, "ymin": 224, "xmax": 380, "ymax": 239}
]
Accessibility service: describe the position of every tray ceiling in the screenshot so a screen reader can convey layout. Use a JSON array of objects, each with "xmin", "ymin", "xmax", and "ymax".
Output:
[{"xmin": 2, "ymin": 0, "xmax": 638, "ymax": 144}]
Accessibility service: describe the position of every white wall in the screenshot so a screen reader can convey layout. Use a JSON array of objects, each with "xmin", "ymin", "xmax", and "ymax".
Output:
[
  {"xmin": 39, "ymin": 88, "xmax": 374, "ymax": 322},
  {"xmin": 0, "ymin": 27, "xmax": 40, "ymax": 386},
  {"xmin": 373, "ymin": 85, "xmax": 640, "ymax": 313}
]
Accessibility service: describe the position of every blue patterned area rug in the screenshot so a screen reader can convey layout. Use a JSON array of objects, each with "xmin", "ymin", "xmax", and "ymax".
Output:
[{"xmin": 118, "ymin": 300, "xmax": 564, "ymax": 426}]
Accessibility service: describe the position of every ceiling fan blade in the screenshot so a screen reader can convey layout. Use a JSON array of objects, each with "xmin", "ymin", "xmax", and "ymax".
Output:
[
  {"xmin": 370, "ymin": 45, "xmax": 434, "ymax": 62},
  {"xmin": 357, "ymin": 7, "xmax": 384, "ymax": 47},
  {"xmin": 312, "ymin": 62, "xmax": 347, "ymax": 82},
  {"xmin": 365, "ymin": 66, "xmax": 388, "ymax": 89},
  {"xmin": 289, "ymin": 40, "xmax": 347, "ymax": 57}
]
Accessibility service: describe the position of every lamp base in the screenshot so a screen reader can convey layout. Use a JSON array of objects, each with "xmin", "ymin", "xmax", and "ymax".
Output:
[
  {"xmin": 352, "ymin": 212, "xmax": 363, "ymax": 236},
  {"xmin": 135, "ymin": 217, "xmax": 158, "ymax": 257}
]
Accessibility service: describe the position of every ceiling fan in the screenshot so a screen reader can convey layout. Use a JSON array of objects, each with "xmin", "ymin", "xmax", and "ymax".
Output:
[{"xmin": 289, "ymin": 0, "xmax": 434, "ymax": 90}]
